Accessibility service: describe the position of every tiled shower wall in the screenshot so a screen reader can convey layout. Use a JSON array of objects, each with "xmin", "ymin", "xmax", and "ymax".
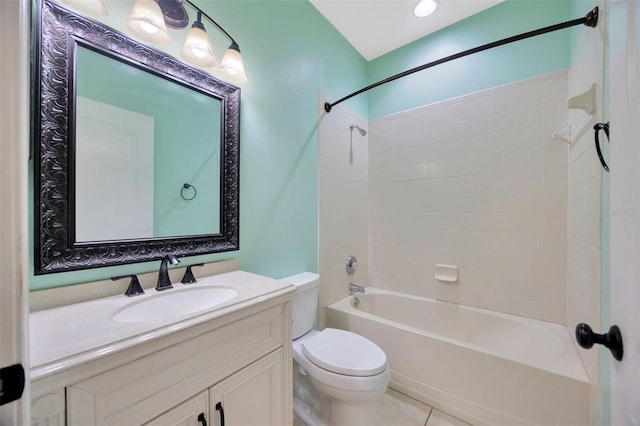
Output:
[
  {"xmin": 317, "ymin": 96, "xmax": 369, "ymax": 328},
  {"xmin": 368, "ymin": 71, "xmax": 569, "ymax": 323}
]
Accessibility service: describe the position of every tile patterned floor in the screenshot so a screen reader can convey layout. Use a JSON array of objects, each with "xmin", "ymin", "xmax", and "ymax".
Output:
[{"xmin": 294, "ymin": 388, "xmax": 472, "ymax": 426}]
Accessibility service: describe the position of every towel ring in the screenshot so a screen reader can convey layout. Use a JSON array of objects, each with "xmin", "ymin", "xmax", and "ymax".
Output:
[
  {"xmin": 181, "ymin": 183, "xmax": 197, "ymax": 200},
  {"xmin": 594, "ymin": 122, "xmax": 610, "ymax": 172}
]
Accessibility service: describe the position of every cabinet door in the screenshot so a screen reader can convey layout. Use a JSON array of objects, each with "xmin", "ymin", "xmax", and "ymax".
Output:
[
  {"xmin": 145, "ymin": 391, "xmax": 208, "ymax": 426},
  {"xmin": 210, "ymin": 349, "xmax": 283, "ymax": 426}
]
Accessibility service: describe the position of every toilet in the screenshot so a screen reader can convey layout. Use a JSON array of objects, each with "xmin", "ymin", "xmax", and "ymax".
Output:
[{"xmin": 280, "ymin": 272, "xmax": 390, "ymax": 426}]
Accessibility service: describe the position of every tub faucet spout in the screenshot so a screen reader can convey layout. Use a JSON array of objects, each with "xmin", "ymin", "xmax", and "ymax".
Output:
[{"xmin": 349, "ymin": 283, "xmax": 365, "ymax": 294}]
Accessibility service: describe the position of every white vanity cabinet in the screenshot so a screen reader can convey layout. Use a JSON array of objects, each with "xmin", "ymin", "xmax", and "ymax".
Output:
[
  {"xmin": 30, "ymin": 271, "xmax": 294, "ymax": 426},
  {"xmin": 145, "ymin": 349, "xmax": 283, "ymax": 426}
]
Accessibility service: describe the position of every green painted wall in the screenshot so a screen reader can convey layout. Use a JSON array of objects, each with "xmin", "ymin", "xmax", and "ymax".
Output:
[
  {"xmin": 31, "ymin": 0, "xmax": 576, "ymax": 290},
  {"xmin": 367, "ymin": 0, "xmax": 573, "ymax": 118},
  {"xmin": 30, "ymin": 0, "xmax": 368, "ymax": 290}
]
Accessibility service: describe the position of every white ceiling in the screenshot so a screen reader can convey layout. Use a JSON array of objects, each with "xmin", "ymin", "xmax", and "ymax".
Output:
[{"xmin": 309, "ymin": 0, "xmax": 505, "ymax": 61}]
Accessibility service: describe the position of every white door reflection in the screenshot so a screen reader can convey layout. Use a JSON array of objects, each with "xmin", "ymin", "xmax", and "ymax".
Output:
[{"xmin": 75, "ymin": 96, "xmax": 154, "ymax": 241}]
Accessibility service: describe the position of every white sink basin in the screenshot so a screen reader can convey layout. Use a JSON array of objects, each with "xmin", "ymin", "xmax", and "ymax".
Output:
[{"xmin": 112, "ymin": 286, "xmax": 238, "ymax": 323}]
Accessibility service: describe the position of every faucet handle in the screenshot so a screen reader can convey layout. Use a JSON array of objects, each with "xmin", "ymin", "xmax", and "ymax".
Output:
[
  {"xmin": 111, "ymin": 274, "xmax": 144, "ymax": 297},
  {"xmin": 181, "ymin": 263, "xmax": 204, "ymax": 284}
]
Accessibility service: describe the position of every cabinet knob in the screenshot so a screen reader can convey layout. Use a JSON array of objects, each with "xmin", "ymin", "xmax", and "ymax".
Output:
[{"xmin": 575, "ymin": 323, "xmax": 623, "ymax": 361}]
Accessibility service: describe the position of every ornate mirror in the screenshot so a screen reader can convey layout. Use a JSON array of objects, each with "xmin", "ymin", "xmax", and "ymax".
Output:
[{"xmin": 34, "ymin": 0, "xmax": 240, "ymax": 274}]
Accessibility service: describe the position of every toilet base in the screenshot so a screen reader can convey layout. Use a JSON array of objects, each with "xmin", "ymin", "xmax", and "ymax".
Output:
[
  {"xmin": 329, "ymin": 398, "xmax": 378, "ymax": 426},
  {"xmin": 293, "ymin": 394, "xmax": 382, "ymax": 426},
  {"xmin": 293, "ymin": 358, "xmax": 387, "ymax": 426}
]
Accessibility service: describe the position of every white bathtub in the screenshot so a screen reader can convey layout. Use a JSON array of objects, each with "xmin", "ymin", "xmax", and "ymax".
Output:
[{"xmin": 327, "ymin": 288, "xmax": 590, "ymax": 426}]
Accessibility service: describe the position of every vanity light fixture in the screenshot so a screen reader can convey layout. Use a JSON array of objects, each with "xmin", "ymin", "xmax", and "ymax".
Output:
[
  {"xmin": 414, "ymin": 0, "xmax": 437, "ymax": 17},
  {"xmin": 127, "ymin": 0, "xmax": 248, "ymax": 82}
]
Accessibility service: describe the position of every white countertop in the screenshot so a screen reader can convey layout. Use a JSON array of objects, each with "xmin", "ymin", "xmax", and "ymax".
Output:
[{"xmin": 30, "ymin": 270, "xmax": 293, "ymax": 380}]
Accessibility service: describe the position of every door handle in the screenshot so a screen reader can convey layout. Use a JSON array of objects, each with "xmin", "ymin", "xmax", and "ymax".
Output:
[
  {"xmin": 0, "ymin": 364, "xmax": 25, "ymax": 406},
  {"xmin": 575, "ymin": 323, "xmax": 623, "ymax": 361}
]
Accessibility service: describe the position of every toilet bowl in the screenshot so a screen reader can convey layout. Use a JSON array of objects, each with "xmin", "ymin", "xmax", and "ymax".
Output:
[{"xmin": 281, "ymin": 273, "xmax": 390, "ymax": 426}]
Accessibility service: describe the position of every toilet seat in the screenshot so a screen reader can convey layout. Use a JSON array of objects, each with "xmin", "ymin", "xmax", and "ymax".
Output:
[{"xmin": 301, "ymin": 328, "xmax": 387, "ymax": 377}]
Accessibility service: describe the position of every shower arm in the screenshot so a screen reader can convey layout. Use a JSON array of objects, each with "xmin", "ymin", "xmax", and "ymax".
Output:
[{"xmin": 324, "ymin": 7, "xmax": 599, "ymax": 113}]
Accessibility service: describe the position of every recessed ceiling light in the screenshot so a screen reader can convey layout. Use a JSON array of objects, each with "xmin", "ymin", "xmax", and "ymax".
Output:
[{"xmin": 414, "ymin": 0, "xmax": 438, "ymax": 17}]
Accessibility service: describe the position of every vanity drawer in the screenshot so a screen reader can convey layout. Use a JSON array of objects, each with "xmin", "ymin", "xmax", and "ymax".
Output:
[{"xmin": 67, "ymin": 305, "xmax": 284, "ymax": 426}]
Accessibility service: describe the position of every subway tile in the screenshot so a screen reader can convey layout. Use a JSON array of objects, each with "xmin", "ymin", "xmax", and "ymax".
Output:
[
  {"xmin": 428, "ymin": 143, "xmax": 449, "ymax": 161},
  {"xmin": 490, "ymin": 193, "xmax": 515, "ymax": 212},
  {"xmin": 491, "ymin": 131, "xmax": 515, "ymax": 153},
  {"xmin": 447, "ymin": 139, "xmax": 468, "ymax": 159},
  {"xmin": 467, "ymin": 116, "xmax": 491, "ymax": 137},
  {"xmin": 543, "ymin": 143, "xmax": 569, "ymax": 169},
  {"xmin": 543, "ymin": 167, "xmax": 568, "ymax": 190},
  {"xmin": 467, "ymin": 94, "xmax": 490, "ymax": 118},
  {"xmin": 514, "ymin": 213, "xmax": 543, "ymax": 234},
  {"xmin": 542, "ymin": 99, "xmax": 567, "ymax": 127},
  {"xmin": 491, "ymin": 88, "xmax": 515, "ymax": 114},
  {"xmin": 424, "ymin": 178, "xmax": 449, "ymax": 195},
  {"xmin": 491, "ymin": 111, "xmax": 515, "ymax": 133},
  {"xmin": 515, "ymin": 78, "xmax": 543, "ymax": 108},
  {"xmin": 466, "ymin": 174, "xmax": 490, "ymax": 194},
  {"xmin": 467, "ymin": 135, "xmax": 490, "ymax": 156},
  {"xmin": 543, "ymin": 234, "xmax": 567, "ymax": 257},
  {"xmin": 542, "ymin": 190, "xmax": 568, "ymax": 212},
  {"xmin": 446, "ymin": 158, "xmax": 467, "ymax": 177},
  {"xmin": 516, "ymin": 148, "xmax": 542, "ymax": 171},
  {"xmin": 516, "ymin": 127, "xmax": 543, "ymax": 150},
  {"xmin": 446, "ymin": 176, "xmax": 468, "ymax": 194},
  {"xmin": 428, "ymin": 160, "xmax": 448, "ymax": 178},
  {"xmin": 489, "ymin": 171, "xmax": 515, "ymax": 192},
  {"xmin": 516, "ymin": 104, "xmax": 543, "ymax": 129},
  {"xmin": 395, "ymin": 145, "xmax": 429, "ymax": 165},
  {"xmin": 467, "ymin": 155, "xmax": 490, "ymax": 175},
  {"xmin": 515, "ymin": 169, "xmax": 543, "ymax": 192},
  {"xmin": 491, "ymin": 151, "xmax": 515, "ymax": 172},
  {"xmin": 543, "ymin": 213, "xmax": 567, "ymax": 236},
  {"xmin": 543, "ymin": 256, "xmax": 567, "ymax": 280},
  {"xmin": 514, "ymin": 191, "xmax": 542, "ymax": 212},
  {"xmin": 513, "ymin": 254, "xmax": 543, "ymax": 277},
  {"xmin": 513, "ymin": 234, "xmax": 543, "ymax": 255},
  {"xmin": 489, "ymin": 213, "xmax": 514, "ymax": 233}
]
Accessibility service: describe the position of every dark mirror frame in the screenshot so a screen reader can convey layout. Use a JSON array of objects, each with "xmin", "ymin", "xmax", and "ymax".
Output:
[{"xmin": 33, "ymin": 0, "xmax": 240, "ymax": 275}]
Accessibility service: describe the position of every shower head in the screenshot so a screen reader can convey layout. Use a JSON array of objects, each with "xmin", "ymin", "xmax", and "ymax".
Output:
[{"xmin": 350, "ymin": 124, "xmax": 367, "ymax": 137}]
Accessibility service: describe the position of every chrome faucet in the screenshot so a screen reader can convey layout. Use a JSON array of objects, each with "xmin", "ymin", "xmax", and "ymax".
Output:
[
  {"xmin": 156, "ymin": 254, "xmax": 180, "ymax": 291},
  {"xmin": 349, "ymin": 283, "xmax": 365, "ymax": 294}
]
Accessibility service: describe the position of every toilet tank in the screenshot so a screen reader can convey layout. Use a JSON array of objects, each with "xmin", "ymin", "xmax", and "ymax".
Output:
[{"xmin": 279, "ymin": 272, "xmax": 319, "ymax": 339}]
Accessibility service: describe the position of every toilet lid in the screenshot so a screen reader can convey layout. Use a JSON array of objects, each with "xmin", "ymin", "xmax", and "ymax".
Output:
[{"xmin": 301, "ymin": 328, "xmax": 387, "ymax": 377}]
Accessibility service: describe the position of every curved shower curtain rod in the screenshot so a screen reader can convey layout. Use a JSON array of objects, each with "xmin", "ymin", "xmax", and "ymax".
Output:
[{"xmin": 324, "ymin": 7, "xmax": 599, "ymax": 113}]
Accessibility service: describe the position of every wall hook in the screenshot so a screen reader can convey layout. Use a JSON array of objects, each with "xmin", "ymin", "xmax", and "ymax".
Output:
[{"xmin": 181, "ymin": 183, "xmax": 197, "ymax": 200}]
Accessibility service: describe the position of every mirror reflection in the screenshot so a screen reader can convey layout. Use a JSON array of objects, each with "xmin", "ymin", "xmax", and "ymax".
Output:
[{"xmin": 74, "ymin": 46, "xmax": 221, "ymax": 242}]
